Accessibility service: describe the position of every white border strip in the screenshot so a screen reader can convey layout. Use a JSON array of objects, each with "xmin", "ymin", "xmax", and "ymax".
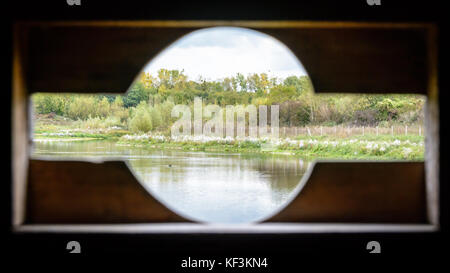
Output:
[{"xmin": 14, "ymin": 223, "xmax": 437, "ymax": 234}]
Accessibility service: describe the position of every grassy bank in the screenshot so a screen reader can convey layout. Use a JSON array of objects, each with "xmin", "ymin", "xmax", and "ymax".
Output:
[
  {"xmin": 116, "ymin": 134, "xmax": 424, "ymax": 160},
  {"xmin": 33, "ymin": 114, "xmax": 424, "ymax": 160},
  {"xmin": 33, "ymin": 114, "xmax": 130, "ymax": 141}
]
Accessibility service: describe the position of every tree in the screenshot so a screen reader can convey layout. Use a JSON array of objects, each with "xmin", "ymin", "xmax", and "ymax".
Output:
[
  {"xmin": 247, "ymin": 73, "xmax": 262, "ymax": 94},
  {"xmin": 268, "ymin": 85, "xmax": 297, "ymax": 105},
  {"xmin": 157, "ymin": 69, "xmax": 187, "ymax": 90},
  {"xmin": 236, "ymin": 73, "xmax": 247, "ymax": 92},
  {"xmin": 283, "ymin": 76, "xmax": 304, "ymax": 94},
  {"xmin": 259, "ymin": 73, "xmax": 271, "ymax": 94},
  {"xmin": 222, "ymin": 77, "xmax": 234, "ymax": 91},
  {"xmin": 124, "ymin": 82, "xmax": 148, "ymax": 108},
  {"xmin": 140, "ymin": 72, "xmax": 156, "ymax": 89}
]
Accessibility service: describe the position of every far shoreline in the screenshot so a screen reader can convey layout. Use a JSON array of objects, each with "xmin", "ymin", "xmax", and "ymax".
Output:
[{"xmin": 33, "ymin": 131, "xmax": 425, "ymax": 161}]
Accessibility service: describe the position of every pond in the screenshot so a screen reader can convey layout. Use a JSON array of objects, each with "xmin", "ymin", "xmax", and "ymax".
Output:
[{"xmin": 32, "ymin": 140, "xmax": 310, "ymax": 223}]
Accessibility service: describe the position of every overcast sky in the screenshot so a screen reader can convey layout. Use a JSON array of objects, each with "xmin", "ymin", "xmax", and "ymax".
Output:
[{"xmin": 144, "ymin": 27, "xmax": 307, "ymax": 81}]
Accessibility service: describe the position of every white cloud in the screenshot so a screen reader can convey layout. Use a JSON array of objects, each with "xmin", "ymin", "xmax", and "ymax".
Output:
[{"xmin": 144, "ymin": 27, "xmax": 307, "ymax": 81}]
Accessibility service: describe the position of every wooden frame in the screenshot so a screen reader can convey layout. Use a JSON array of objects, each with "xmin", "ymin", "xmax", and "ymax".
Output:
[{"xmin": 12, "ymin": 21, "xmax": 439, "ymax": 233}]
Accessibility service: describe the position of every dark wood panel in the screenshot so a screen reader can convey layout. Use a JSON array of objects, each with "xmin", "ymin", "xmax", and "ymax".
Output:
[
  {"xmin": 23, "ymin": 22, "xmax": 430, "ymax": 94},
  {"xmin": 27, "ymin": 26, "xmax": 196, "ymax": 93},
  {"xmin": 26, "ymin": 160, "xmax": 190, "ymax": 223},
  {"xmin": 261, "ymin": 27, "xmax": 428, "ymax": 93},
  {"xmin": 265, "ymin": 161, "xmax": 427, "ymax": 223},
  {"xmin": 26, "ymin": 160, "xmax": 426, "ymax": 224}
]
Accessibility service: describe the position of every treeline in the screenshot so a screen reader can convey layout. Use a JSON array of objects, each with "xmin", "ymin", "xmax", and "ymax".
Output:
[{"xmin": 33, "ymin": 69, "xmax": 425, "ymax": 133}]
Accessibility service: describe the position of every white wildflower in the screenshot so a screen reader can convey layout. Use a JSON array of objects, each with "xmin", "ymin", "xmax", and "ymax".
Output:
[{"xmin": 403, "ymin": 147, "xmax": 413, "ymax": 156}]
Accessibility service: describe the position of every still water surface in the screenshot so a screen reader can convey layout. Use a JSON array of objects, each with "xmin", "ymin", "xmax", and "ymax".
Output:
[{"xmin": 32, "ymin": 140, "xmax": 310, "ymax": 223}]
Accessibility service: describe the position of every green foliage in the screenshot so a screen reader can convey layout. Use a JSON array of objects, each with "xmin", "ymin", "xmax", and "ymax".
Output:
[
  {"xmin": 76, "ymin": 116, "xmax": 103, "ymax": 129},
  {"xmin": 124, "ymin": 82, "xmax": 149, "ymax": 108},
  {"xmin": 118, "ymin": 134, "xmax": 424, "ymax": 160},
  {"xmin": 268, "ymin": 85, "xmax": 297, "ymax": 104},
  {"xmin": 283, "ymin": 76, "xmax": 306, "ymax": 94},
  {"xmin": 160, "ymin": 99, "xmax": 175, "ymax": 124},
  {"xmin": 149, "ymin": 105, "xmax": 163, "ymax": 129},
  {"xmin": 110, "ymin": 96, "xmax": 129, "ymax": 122},
  {"xmin": 33, "ymin": 94, "xmax": 69, "ymax": 115},
  {"xmin": 96, "ymin": 97, "xmax": 111, "ymax": 118},
  {"xmin": 72, "ymin": 115, "xmax": 123, "ymax": 130},
  {"xmin": 236, "ymin": 73, "xmax": 247, "ymax": 92},
  {"xmin": 32, "ymin": 69, "xmax": 425, "ymax": 131},
  {"xmin": 66, "ymin": 96, "xmax": 97, "ymax": 120},
  {"xmin": 128, "ymin": 101, "xmax": 152, "ymax": 133}
]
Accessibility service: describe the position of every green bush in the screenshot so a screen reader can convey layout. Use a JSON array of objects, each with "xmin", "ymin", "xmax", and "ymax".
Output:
[
  {"xmin": 110, "ymin": 96, "xmax": 129, "ymax": 122},
  {"xmin": 67, "ymin": 96, "xmax": 97, "ymax": 120},
  {"xmin": 149, "ymin": 105, "xmax": 163, "ymax": 129},
  {"xmin": 160, "ymin": 99, "xmax": 175, "ymax": 125},
  {"xmin": 33, "ymin": 94, "xmax": 69, "ymax": 115},
  {"xmin": 128, "ymin": 101, "xmax": 152, "ymax": 133},
  {"xmin": 96, "ymin": 97, "xmax": 111, "ymax": 118},
  {"xmin": 103, "ymin": 116, "xmax": 123, "ymax": 128},
  {"xmin": 75, "ymin": 116, "xmax": 102, "ymax": 129},
  {"xmin": 124, "ymin": 82, "xmax": 149, "ymax": 108}
]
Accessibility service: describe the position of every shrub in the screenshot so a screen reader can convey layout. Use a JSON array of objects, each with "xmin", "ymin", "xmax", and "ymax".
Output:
[
  {"xmin": 96, "ymin": 97, "xmax": 111, "ymax": 118},
  {"xmin": 76, "ymin": 116, "xmax": 103, "ymax": 129},
  {"xmin": 128, "ymin": 101, "xmax": 152, "ymax": 133},
  {"xmin": 149, "ymin": 105, "xmax": 163, "ymax": 129},
  {"xmin": 110, "ymin": 96, "xmax": 129, "ymax": 122},
  {"xmin": 67, "ymin": 96, "xmax": 97, "ymax": 120},
  {"xmin": 354, "ymin": 109, "xmax": 378, "ymax": 126},
  {"xmin": 33, "ymin": 94, "xmax": 68, "ymax": 115},
  {"xmin": 103, "ymin": 116, "xmax": 123, "ymax": 128},
  {"xmin": 160, "ymin": 99, "xmax": 175, "ymax": 125},
  {"xmin": 293, "ymin": 102, "xmax": 311, "ymax": 126}
]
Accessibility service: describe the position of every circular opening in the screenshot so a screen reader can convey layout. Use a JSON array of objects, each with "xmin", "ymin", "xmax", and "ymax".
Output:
[{"xmin": 126, "ymin": 27, "xmax": 313, "ymax": 223}]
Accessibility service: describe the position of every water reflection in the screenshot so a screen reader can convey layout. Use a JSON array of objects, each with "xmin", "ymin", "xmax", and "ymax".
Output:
[{"xmin": 32, "ymin": 140, "xmax": 310, "ymax": 223}]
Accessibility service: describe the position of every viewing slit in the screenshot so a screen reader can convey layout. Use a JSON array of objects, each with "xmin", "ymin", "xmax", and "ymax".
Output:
[{"xmin": 30, "ymin": 26, "xmax": 426, "ymax": 223}]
